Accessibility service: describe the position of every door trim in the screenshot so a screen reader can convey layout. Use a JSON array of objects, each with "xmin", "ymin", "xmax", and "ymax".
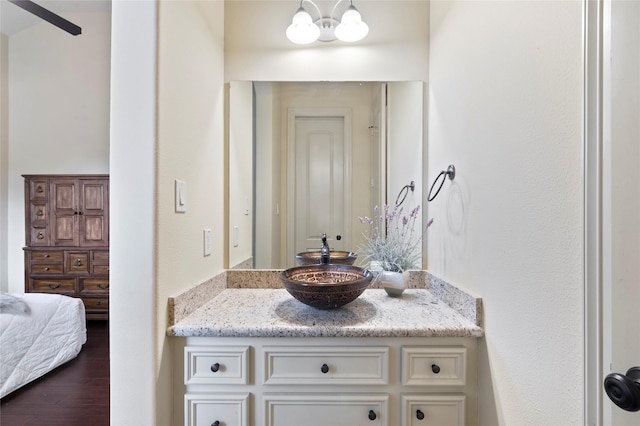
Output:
[
  {"xmin": 583, "ymin": 0, "xmax": 604, "ymax": 424},
  {"xmin": 286, "ymin": 108, "xmax": 352, "ymax": 265}
]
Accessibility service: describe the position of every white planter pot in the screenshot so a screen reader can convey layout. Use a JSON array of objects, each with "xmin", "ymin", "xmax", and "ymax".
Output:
[{"xmin": 380, "ymin": 270, "xmax": 406, "ymax": 297}]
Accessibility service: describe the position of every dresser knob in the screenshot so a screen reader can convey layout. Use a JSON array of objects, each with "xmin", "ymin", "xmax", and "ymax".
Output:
[
  {"xmin": 210, "ymin": 363, "xmax": 220, "ymax": 373},
  {"xmin": 75, "ymin": 258, "xmax": 82, "ymax": 266},
  {"xmin": 432, "ymin": 364, "xmax": 441, "ymax": 374},
  {"xmin": 416, "ymin": 409, "xmax": 425, "ymax": 420},
  {"xmin": 44, "ymin": 267, "xmax": 50, "ymax": 271},
  {"xmin": 47, "ymin": 283, "xmax": 61, "ymax": 289},
  {"xmin": 321, "ymin": 363, "xmax": 329, "ymax": 374},
  {"xmin": 368, "ymin": 410, "xmax": 377, "ymax": 421},
  {"xmin": 36, "ymin": 186, "xmax": 44, "ymax": 193},
  {"xmin": 37, "ymin": 209, "xmax": 44, "ymax": 216},
  {"xmin": 44, "ymin": 254, "xmax": 49, "ymax": 258},
  {"xmin": 37, "ymin": 232, "xmax": 44, "ymax": 239},
  {"xmin": 97, "ymin": 283, "xmax": 109, "ymax": 290}
]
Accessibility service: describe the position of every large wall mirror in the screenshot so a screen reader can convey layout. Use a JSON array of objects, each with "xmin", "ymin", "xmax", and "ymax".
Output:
[{"xmin": 227, "ymin": 81, "xmax": 424, "ymax": 269}]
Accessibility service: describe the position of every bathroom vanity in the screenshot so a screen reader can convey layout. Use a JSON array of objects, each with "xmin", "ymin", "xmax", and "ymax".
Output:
[{"xmin": 168, "ymin": 271, "xmax": 482, "ymax": 426}]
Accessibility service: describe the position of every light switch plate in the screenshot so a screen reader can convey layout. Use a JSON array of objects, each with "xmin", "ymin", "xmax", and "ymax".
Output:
[
  {"xmin": 203, "ymin": 228, "xmax": 212, "ymax": 256},
  {"xmin": 175, "ymin": 179, "xmax": 186, "ymax": 213}
]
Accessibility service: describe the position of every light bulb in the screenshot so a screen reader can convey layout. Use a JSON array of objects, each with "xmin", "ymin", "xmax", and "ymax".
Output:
[
  {"xmin": 335, "ymin": 5, "xmax": 368, "ymax": 42},
  {"xmin": 286, "ymin": 7, "xmax": 320, "ymax": 44}
]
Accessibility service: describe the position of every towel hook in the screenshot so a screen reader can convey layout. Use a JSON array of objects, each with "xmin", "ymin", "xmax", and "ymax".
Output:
[
  {"xmin": 428, "ymin": 164, "xmax": 456, "ymax": 202},
  {"xmin": 395, "ymin": 181, "xmax": 415, "ymax": 206}
]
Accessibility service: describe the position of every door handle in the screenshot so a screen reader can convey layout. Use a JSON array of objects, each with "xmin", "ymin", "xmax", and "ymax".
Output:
[{"xmin": 604, "ymin": 366, "xmax": 640, "ymax": 412}]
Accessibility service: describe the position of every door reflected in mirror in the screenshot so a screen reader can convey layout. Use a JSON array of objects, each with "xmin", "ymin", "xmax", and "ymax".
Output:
[{"xmin": 227, "ymin": 81, "xmax": 424, "ymax": 269}]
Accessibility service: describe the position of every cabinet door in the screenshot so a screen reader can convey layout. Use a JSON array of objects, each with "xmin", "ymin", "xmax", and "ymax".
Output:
[
  {"xmin": 79, "ymin": 179, "xmax": 109, "ymax": 246},
  {"xmin": 401, "ymin": 395, "xmax": 465, "ymax": 426},
  {"xmin": 264, "ymin": 394, "xmax": 388, "ymax": 426},
  {"xmin": 185, "ymin": 393, "xmax": 249, "ymax": 426},
  {"xmin": 50, "ymin": 179, "xmax": 79, "ymax": 246}
]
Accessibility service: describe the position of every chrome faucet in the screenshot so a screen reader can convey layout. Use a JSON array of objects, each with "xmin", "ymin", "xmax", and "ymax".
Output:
[{"xmin": 320, "ymin": 233, "xmax": 330, "ymax": 264}]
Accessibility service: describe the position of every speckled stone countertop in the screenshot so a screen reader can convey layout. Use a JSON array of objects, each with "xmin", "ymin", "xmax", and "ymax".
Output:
[{"xmin": 168, "ymin": 273, "xmax": 483, "ymax": 338}]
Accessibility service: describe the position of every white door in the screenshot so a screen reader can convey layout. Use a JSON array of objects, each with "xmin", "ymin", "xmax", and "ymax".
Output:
[
  {"xmin": 370, "ymin": 83, "xmax": 386, "ymax": 215},
  {"xmin": 602, "ymin": 1, "xmax": 640, "ymax": 425},
  {"xmin": 288, "ymin": 110, "xmax": 351, "ymax": 264}
]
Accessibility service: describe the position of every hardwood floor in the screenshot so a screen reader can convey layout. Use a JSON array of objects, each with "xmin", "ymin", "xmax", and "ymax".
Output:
[{"xmin": 1, "ymin": 320, "xmax": 110, "ymax": 425}]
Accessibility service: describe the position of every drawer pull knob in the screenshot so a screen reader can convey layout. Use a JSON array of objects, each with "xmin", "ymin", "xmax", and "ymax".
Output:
[
  {"xmin": 416, "ymin": 409, "xmax": 425, "ymax": 420},
  {"xmin": 210, "ymin": 363, "xmax": 220, "ymax": 373},
  {"xmin": 211, "ymin": 421, "xmax": 220, "ymax": 426},
  {"xmin": 44, "ymin": 254, "xmax": 49, "ymax": 258},
  {"xmin": 368, "ymin": 410, "xmax": 377, "ymax": 421},
  {"xmin": 37, "ymin": 232, "xmax": 44, "ymax": 239},
  {"xmin": 37, "ymin": 209, "xmax": 44, "ymax": 216},
  {"xmin": 36, "ymin": 186, "xmax": 44, "ymax": 193},
  {"xmin": 44, "ymin": 267, "xmax": 50, "ymax": 271},
  {"xmin": 97, "ymin": 283, "xmax": 109, "ymax": 290},
  {"xmin": 431, "ymin": 364, "xmax": 441, "ymax": 374},
  {"xmin": 75, "ymin": 258, "xmax": 83, "ymax": 266},
  {"xmin": 48, "ymin": 283, "xmax": 61, "ymax": 289},
  {"xmin": 321, "ymin": 363, "xmax": 329, "ymax": 374}
]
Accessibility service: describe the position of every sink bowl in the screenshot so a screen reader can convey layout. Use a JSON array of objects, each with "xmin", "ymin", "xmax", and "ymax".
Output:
[
  {"xmin": 280, "ymin": 264, "xmax": 373, "ymax": 309},
  {"xmin": 295, "ymin": 251, "xmax": 358, "ymax": 266}
]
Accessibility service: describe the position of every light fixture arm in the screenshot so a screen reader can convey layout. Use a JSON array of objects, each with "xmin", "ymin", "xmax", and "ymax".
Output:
[
  {"xmin": 299, "ymin": 0, "xmax": 323, "ymax": 20},
  {"xmin": 329, "ymin": 0, "xmax": 348, "ymax": 21}
]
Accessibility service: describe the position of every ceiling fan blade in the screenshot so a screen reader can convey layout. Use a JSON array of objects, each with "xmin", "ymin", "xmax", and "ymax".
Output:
[{"xmin": 8, "ymin": 0, "xmax": 81, "ymax": 36}]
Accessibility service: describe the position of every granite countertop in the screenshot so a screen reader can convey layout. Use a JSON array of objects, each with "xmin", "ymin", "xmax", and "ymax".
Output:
[{"xmin": 168, "ymin": 287, "xmax": 483, "ymax": 338}]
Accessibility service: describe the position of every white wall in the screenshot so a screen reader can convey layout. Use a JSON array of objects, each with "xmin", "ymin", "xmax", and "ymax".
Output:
[
  {"xmin": 428, "ymin": 2, "xmax": 584, "ymax": 425},
  {"xmin": 156, "ymin": 1, "xmax": 226, "ymax": 424},
  {"xmin": 228, "ymin": 80, "xmax": 254, "ymax": 268},
  {"xmin": 224, "ymin": 0, "xmax": 429, "ymax": 82},
  {"xmin": 6, "ymin": 11, "xmax": 111, "ymax": 293},
  {"xmin": 0, "ymin": 34, "xmax": 8, "ymax": 292}
]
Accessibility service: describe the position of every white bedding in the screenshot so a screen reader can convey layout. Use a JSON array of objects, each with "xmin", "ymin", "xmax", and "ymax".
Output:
[{"xmin": 0, "ymin": 293, "xmax": 87, "ymax": 398}]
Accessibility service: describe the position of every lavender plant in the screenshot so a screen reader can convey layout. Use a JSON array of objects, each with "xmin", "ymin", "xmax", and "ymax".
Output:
[{"xmin": 358, "ymin": 204, "xmax": 433, "ymax": 273}]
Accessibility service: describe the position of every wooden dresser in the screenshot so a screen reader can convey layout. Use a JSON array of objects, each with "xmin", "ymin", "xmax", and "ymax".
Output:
[{"xmin": 23, "ymin": 175, "xmax": 109, "ymax": 320}]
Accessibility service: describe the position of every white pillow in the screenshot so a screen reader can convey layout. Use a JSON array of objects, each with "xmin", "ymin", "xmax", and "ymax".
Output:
[{"xmin": 0, "ymin": 293, "xmax": 32, "ymax": 316}]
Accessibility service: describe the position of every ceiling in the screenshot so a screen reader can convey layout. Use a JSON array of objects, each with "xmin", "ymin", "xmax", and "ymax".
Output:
[{"xmin": 0, "ymin": 0, "xmax": 110, "ymax": 36}]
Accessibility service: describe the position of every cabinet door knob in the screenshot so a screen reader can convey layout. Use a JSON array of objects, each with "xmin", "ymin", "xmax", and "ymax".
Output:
[
  {"xmin": 321, "ymin": 363, "xmax": 329, "ymax": 374},
  {"xmin": 431, "ymin": 364, "xmax": 441, "ymax": 374},
  {"xmin": 416, "ymin": 409, "xmax": 425, "ymax": 420},
  {"xmin": 368, "ymin": 410, "xmax": 377, "ymax": 421},
  {"xmin": 210, "ymin": 363, "xmax": 220, "ymax": 373}
]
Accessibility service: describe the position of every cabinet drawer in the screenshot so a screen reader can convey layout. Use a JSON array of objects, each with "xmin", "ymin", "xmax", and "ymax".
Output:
[
  {"xmin": 93, "ymin": 251, "xmax": 109, "ymax": 262},
  {"xmin": 401, "ymin": 347, "xmax": 466, "ymax": 386},
  {"xmin": 263, "ymin": 393, "xmax": 388, "ymax": 426},
  {"xmin": 29, "ymin": 250, "xmax": 64, "ymax": 262},
  {"xmin": 264, "ymin": 346, "xmax": 389, "ymax": 385},
  {"xmin": 80, "ymin": 278, "xmax": 110, "ymax": 293},
  {"xmin": 31, "ymin": 278, "xmax": 76, "ymax": 293},
  {"xmin": 29, "ymin": 180, "xmax": 48, "ymax": 200},
  {"xmin": 66, "ymin": 252, "xmax": 90, "ymax": 273},
  {"xmin": 92, "ymin": 264, "xmax": 109, "ymax": 275},
  {"xmin": 29, "ymin": 228, "xmax": 50, "ymax": 246},
  {"xmin": 185, "ymin": 346, "xmax": 249, "ymax": 385},
  {"xmin": 185, "ymin": 393, "xmax": 249, "ymax": 426},
  {"xmin": 30, "ymin": 203, "xmax": 48, "ymax": 224},
  {"xmin": 31, "ymin": 264, "xmax": 64, "ymax": 274},
  {"xmin": 83, "ymin": 297, "xmax": 109, "ymax": 310},
  {"xmin": 401, "ymin": 394, "xmax": 465, "ymax": 426}
]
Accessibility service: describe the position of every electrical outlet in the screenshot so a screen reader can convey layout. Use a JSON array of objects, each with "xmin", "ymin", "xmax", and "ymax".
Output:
[
  {"xmin": 203, "ymin": 228, "xmax": 212, "ymax": 256},
  {"xmin": 233, "ymin": 226, "xmax": 239, "ymax": 247}
]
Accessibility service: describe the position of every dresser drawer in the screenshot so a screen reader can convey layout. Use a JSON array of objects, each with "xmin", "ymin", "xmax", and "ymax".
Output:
[
  {"xmin": 29, "ymin": 202, "xmax": 48, "ymax": 225},
  {"xmin": 29, "ymin": 179, "xmax": 48, "ymax": 200},
  {"xmin": 83, "ymin": 297, "xmax": 109, "ymax": 310},
  {"xmin": 29, "ymin": 228, "xmax": 50, "ymax": 246},
  {"xmin": 185, "ymin": 346, "xmax": 250, "ymax": 385},
  {"xmin": 185, "ymin": 393, "xmax": 249, "ymax": 426},
  {"xmin": 31, "ymin": 264, "xmax": 64, "ymax": 274},
  {"xmin": 401, "ymin": 347, "xmax": 466, "ymax": 386},
  {"xmin": 31, "ymin": 278, "xmax": 76, "ymax": 293},
  {"xmin": 80, "ymin": 278, "xmax": 110, "ymax": 293},
  {"xmin": 263, "ymin": 393, "xmax": 388, "ymax": 426},
  {"xmin": 264, "ymin": 346, "xmax": 389, "ymax": 385},
  {"xmin": 28, "ymin": 250, "xmax": 64, "ymax": 262},
  {"xmin": 93, "ymin": 251, "xmax": 109, "ymax": 262},
  {"xmin": 401, "ymin": 394, "xmax": 465, "ymax": 426},
  {"xmin": 66, "ymin": 251, "xmax": 90, "ymax": 273}
]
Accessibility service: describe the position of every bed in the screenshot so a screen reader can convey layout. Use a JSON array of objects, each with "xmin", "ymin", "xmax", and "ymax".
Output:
[{"xmin": 0, "ymin": 293, "xmax": 87, "ymax": 398}]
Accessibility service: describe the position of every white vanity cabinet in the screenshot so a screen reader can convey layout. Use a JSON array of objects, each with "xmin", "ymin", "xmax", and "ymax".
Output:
[{"xmin": 177, "ymin": 336, "xmax": 478, "ymax": 426}]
